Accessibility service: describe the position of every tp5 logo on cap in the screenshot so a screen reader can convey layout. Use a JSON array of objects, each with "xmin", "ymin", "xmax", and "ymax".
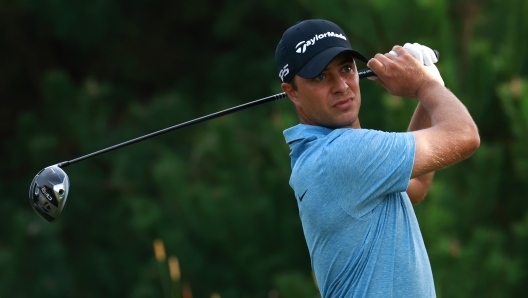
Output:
[
  {"xmin": 279, "ymin": 64, "xmax": 289, "ymax": 82},
  {"xmin": 275, "ymin": 19, "xmax": 368, "ymax": 83}
]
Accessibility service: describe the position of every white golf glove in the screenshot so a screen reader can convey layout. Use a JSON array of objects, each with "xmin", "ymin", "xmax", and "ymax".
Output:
[{"xmin": 389, "ymin": 43, "xmax": 444, "ymax": 86}]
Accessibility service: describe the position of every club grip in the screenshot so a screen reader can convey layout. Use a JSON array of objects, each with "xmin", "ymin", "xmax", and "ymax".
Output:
[{"xmin": 359, "ymin": 49, "xmax": 440, "ymax": 79}]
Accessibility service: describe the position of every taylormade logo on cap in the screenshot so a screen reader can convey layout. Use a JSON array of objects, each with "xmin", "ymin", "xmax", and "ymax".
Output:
[{"xmin": 295, "ymin": 32, "xmax": 347, "ymax": 54}]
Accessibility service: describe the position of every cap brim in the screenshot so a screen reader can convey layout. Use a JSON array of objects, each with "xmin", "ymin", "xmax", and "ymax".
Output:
[{"xmin": 296, "ymin": 47, "xmax": 368, "ymax": 79}]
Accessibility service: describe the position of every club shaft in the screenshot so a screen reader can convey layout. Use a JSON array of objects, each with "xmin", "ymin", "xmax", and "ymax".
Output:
[
  {"xmin": 57, "ymin": 61, "xmax": 430, "ymax": 168},
  {"xmin": 57, "ymin": 92, "xmax": 289, "ymax": 168}
]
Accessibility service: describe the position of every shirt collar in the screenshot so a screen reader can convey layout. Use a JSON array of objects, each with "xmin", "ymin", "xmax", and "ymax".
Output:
[{"xmin": 283, "ymin": 124, "xmax": 334, "ymax": 144}]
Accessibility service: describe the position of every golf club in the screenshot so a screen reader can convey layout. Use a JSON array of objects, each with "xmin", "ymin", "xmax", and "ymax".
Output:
[{"xmin": 29, "ymin": 50, "xmax": 440, "ymax": 223}]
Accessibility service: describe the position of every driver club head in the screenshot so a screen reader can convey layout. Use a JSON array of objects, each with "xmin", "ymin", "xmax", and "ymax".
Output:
[{"xmin": 29, "ymin": 165, "xmax": 70, "ymax": 223}]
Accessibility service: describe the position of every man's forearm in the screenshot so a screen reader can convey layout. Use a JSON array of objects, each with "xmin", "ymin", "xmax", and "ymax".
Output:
[
  {"xmin": 407, "ymin": 102, "xmax": 434, "ymax": 204},
  {"xmin": 407, "ymin": 172, "xmax": 434, "ymax": 204},
  {"xmin": 408, "ymin": 102, "xmax": 431, "ymax": 132}
]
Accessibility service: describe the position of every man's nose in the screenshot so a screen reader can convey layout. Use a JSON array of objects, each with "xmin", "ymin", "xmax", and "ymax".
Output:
[{"xmin": 331, "ymin": 75, "xmax": 349, "ymax": 94}]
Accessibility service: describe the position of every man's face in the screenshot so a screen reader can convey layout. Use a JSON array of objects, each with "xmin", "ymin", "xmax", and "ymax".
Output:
[{"xmin": 282, "ymin": 52, "xmax": 362, "ymax": 129}]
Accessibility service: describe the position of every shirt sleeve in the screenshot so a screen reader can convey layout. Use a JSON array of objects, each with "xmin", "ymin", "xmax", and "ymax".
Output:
[{"xmin": 322, "ymin": 129, "xmax": 416, "ymax": 218}]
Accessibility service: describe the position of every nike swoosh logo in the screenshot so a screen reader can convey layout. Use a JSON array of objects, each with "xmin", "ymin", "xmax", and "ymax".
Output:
[{"xmin": 298, "ymin": 189, "xmax": 308, "ymax": 202}]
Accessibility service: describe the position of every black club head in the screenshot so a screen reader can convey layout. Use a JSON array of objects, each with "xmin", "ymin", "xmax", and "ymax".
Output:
[{"xmin": 29, "ymin": 165, "xmax": 70, "ymax": 223}]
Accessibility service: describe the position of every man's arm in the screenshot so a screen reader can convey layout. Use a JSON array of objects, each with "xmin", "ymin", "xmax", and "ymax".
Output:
[
  {"xmin": 368, "ymin": 46, "xmax": 480, "ymax": 180},
  {"xmin": 406, "ymin": 103, "xmax": 434, "ymax": 204}
]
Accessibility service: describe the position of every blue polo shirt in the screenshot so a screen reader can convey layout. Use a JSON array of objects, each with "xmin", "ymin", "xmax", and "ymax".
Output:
[{"xmin": 284, "ymin": 124, "xmax": 435, "ymax": 298}]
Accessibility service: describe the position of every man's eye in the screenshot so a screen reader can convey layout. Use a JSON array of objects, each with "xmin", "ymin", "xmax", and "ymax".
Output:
[
  {"xmin": 342, "ymin": 65, "xmax": 352, "ymax": 73},
  {"xmin": 315, "ymin": 74, "xmax": 326, "ymax": 81}
]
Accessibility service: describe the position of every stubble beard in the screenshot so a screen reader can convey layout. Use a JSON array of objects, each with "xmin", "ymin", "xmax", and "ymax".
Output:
[{"xmin": 312, "ymin": 109, "xmax": 359, "ymax": 129}]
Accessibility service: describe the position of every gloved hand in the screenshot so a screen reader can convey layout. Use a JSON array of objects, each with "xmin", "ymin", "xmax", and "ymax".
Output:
[{"xmin": 389, "ymin": 43, "xmax": 444, "ymax": 86}]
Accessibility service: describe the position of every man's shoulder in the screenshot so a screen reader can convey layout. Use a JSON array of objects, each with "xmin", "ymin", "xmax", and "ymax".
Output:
[
  {"xmin": 323, "ymin": 128, "xmax": 413, "ymax": 149},
  {"xmin": 283, "ymin": 124, "xmax": 386, "ymax": 143},
  {"xmin": 322, "ymin": 128, "xmax": 415, "ymax": 157},
  {"xmin": 284, "ymin": 124, "xmax": 415, "ymax": 167}
]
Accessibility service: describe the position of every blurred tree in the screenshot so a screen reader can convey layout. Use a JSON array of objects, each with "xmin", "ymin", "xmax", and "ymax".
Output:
[{"xmin": 0, "ymin": 0, "xmax": 527, "ymax": 297}]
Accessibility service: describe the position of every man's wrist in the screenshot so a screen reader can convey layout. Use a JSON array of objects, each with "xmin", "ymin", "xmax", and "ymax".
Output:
[{"xmin": 416, "ymin": 79, "xmax": 445, "ymax": 104}]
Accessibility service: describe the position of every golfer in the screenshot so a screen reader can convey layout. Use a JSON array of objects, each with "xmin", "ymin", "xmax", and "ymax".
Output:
[{"xmin": 276, "ymin": 19, "xmax": 479, "ymax": 297}]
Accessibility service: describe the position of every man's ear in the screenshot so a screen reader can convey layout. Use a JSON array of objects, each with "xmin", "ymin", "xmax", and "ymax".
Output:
[{"xmin": 281, "ymin": 82, "xmax": 300, "ymax": 106}]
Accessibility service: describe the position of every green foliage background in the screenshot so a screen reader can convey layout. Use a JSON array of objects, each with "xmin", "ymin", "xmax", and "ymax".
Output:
[{"xmin": 1, "ymin": 0, "xmax": 527, "ymax": 297}]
